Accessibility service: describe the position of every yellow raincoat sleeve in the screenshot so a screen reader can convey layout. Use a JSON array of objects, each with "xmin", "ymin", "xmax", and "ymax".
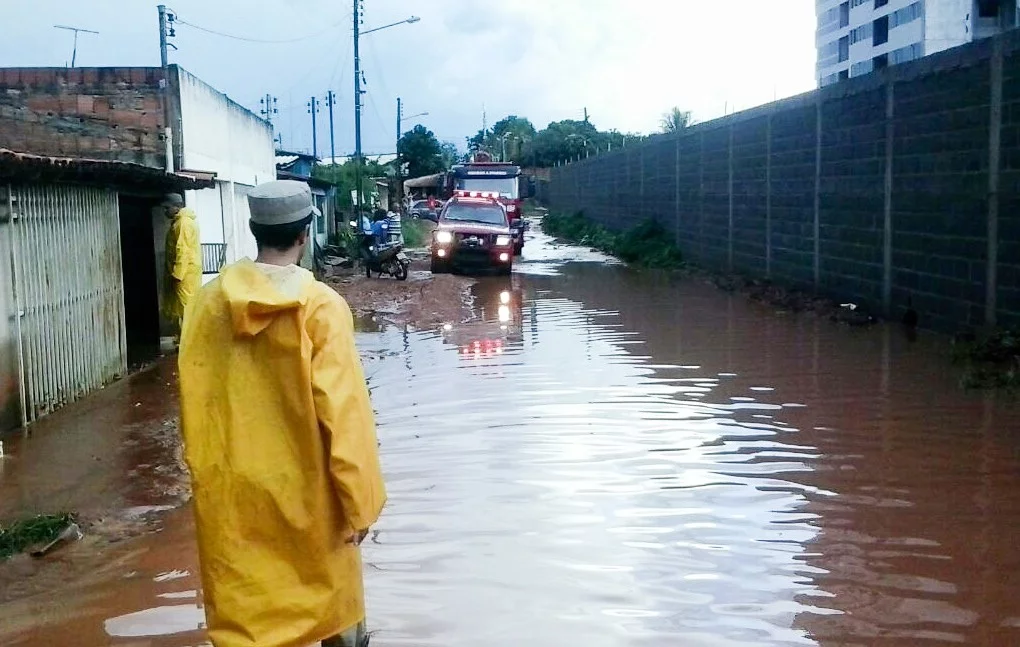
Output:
[
  {"xmin": 171, "ymin": 212, "xmax": 200, "ymax": 281},
  {"xmin": 308, "ymin": 288, "xmax": 386, "ymax": 533}
]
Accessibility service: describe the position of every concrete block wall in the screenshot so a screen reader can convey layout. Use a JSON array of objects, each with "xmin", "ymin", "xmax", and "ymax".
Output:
[
  {"xmin": 0, "ymin": 67, "xmax": 166, "ymax": 168},
  {"xmin": 549, "ymin": 30, "xmax": 1020, "ymax": 333}
]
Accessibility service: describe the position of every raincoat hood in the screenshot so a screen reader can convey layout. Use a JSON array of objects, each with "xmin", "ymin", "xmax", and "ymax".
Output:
[{"xmin": 219, "ymin": 259, "xmax": 315, "ymax": 337}]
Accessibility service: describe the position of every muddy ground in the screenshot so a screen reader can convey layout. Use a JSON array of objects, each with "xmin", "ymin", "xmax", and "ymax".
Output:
[
  {"xmin": 0, "ymin": 256, "xmax": 475, "ymax": 606},
  {"xmin": 327, "ymin": 251, "xmax": 475, "ymax": 329}
]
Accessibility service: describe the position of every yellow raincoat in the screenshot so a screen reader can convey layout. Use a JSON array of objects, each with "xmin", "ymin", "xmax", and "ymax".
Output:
[
  {"xmin": 178, "ymin": 259, "xmax": 386, "ymax": 647},
  {"xmin": 163, "ymin": 207, "xmax": 202, "ymax": 325}
]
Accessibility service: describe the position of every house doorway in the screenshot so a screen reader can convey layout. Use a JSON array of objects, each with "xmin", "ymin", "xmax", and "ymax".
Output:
[{"xmin": 118, "ymin": 195, "xmax": 162, "ymax": 369}]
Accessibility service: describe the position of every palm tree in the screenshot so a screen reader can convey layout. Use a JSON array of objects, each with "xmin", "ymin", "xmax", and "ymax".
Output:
[{"xmin": 661, "ymin": 107, "xmax": 695, "ymax": 134}]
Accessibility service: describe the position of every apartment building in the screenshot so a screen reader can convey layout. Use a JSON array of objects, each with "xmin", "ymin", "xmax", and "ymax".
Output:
[{"xmin": 817, "ymin": 0, "xmax": 1019, "ymax": 86}]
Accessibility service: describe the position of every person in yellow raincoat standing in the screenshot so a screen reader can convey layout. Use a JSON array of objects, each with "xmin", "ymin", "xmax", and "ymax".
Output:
[
  {"xmin": 161, "ymin": 193, "xmax": 202, "ymax": 336},
  {"xmin": 178, "ymin": 180, "xmax": 386, "ymax": 647}
]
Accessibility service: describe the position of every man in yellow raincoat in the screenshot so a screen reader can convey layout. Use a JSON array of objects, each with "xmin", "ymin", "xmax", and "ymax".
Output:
[
  {"xmin": 161, "ymin": 193, "xmax": 202, "ymax": 335},
  {"xmin": 178, "ymin": 180, "xmax": 386, "ymax": 647}
]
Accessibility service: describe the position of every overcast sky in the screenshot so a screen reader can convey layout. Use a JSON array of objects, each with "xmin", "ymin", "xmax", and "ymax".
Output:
[{"xmin": 3, "ymin": 1, "xmax": 817, "ymax": 157}]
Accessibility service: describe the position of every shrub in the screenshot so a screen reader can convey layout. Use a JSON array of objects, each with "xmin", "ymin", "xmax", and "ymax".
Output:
[
  {"xmin": 401, "ymin": 217, "xmax": 433, "ymax": 248},
  {"xmin": 0, "ymin": 513, "xmax": 75, "ymax": 559},
  {"xmin": 542, "ymin": 212, "xmax": 684, "ymax": 270},
  {"xmin": 952, "ymin": 328, "xmax": 1020, "ymax": 390}
]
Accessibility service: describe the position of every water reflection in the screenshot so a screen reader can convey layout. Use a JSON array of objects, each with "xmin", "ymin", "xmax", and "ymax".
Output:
[{"xmin": 440, "ymin": 279, "xmax": 524, "ymax": 358}]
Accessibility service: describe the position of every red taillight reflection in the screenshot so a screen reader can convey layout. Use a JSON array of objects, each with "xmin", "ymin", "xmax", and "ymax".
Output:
[{"xmin": 459, "ymin": 338, "xmax": 504, "ymax": 357}]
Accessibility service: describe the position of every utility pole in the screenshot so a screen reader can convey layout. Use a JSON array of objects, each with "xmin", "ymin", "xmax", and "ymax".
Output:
[
  {"xmin": 326, "ymin": 91, "xmax": 337, "ymax": 163},
  {"xmin": 308, "ymin": 96, "xmax": 320, "ymax": 159},
  {"xmin": 397, "ymin": 97, "xmax": 402, "ymax": 152},
  {"xmin": 260, "ymin": 94, "xmax": 278, "ymax": 125},
  {"xmin": 156, "ymin": 6, "xmax": 176, "ymax": 172},
  {"xmin": 55, "ymin": 25, "xmax": 99, "ymax": 68},
  {"xmin": 396, "ymin": 97, "xmax": 403, "ymax": 206},
  {"xmin": 353, "ymin": 0, "xmax": 364, "ymax": 211},
  {"xmin": 156, "ymin": 6, "xmax": 176, "ymax": 67},
  {"xmin": 157, "ymin": 6, "xmax": 169, "ymax": 67},
  {"xmin": 584, "ymin": 106, "xmax": 589, "ymax": 124}
]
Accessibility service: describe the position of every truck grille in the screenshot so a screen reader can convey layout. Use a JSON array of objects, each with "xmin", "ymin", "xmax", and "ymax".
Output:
[{"xmin": 454, "ymin": 232, "xmax": 496, "ymax": 245}]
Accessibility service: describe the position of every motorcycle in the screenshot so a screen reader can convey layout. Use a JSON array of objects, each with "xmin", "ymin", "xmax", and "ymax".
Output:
[{"xmin": 351, "ymin": 219, "xmax": 410, "ymax": 280}]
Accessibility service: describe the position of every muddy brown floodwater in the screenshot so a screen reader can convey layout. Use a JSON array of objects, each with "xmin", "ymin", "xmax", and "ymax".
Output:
[{"xmin": 2, "ymin": 221, "xmax": 1020, "ymax": 646}]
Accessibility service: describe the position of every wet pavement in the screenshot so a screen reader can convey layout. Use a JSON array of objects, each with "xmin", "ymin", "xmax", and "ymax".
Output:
[{"xmin": 3, "ymin": 222, "xmax": 1020, "ymax": 646}]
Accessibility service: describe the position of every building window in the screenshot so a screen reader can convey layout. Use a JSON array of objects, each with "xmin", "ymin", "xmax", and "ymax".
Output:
[
  {"xmin": 852, "ymin": 0, "xmax": 869, "ymax": 7},
  {"xmin": 839, "ymin": 70, "xmax": 850, "ymax": 81},
  {"xmin": 839, "ymin": 36, "xmax": 850, "ymax": 61},
  {"xmin": 874, "ymin": 15, "xmax": 889, "ymax": 45},
  {"xmin": 851, "ymin": 23, "xmax": 873, "ymax": 44},
  {"xmin": 978, "ymin": 0, "xmax": 1000, "ymax": 18},
  {"xmin": 851, "ymin": 59, "xmax": 875, "ymax": 76},
  {"xmin": 817, "ymin": 5, "xmax": 841, "ymax": 33},
  {"xmin": 890, "ymin": 41, "xmax": 924, "ymax": 64},
  {"xmin": 875, "ymin": 0, "xmax": 888, "ymax": 7},
  {"xmin": 874, "ymin": 53, "xmax": 889, "ymax": 69},
  {"xmin": 890, "ymin": 2, "xmax": 923, "ymax": 29},
  {"xmin": 840, "ymin": 2, "xmax": 850, "ymax": 27}
]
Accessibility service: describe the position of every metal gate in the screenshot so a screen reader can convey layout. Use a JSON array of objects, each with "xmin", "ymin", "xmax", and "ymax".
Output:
[{"xmin": 8, "ymin": 184, "xmax": 127, "ymax": 423}]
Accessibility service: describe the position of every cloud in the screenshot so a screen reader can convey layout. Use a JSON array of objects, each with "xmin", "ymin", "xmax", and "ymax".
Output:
[{"xmin": 1, "ymin": 0, "xmax": 817, "ymax": 156}]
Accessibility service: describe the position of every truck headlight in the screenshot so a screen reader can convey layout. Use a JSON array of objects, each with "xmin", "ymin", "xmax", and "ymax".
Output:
[
  {"xmin": 495, "ymin": 235, "xmax": 511, "ymax": 247},
  {"xmin": 436, "ymin": 231, "xmax": 453, "ymax": 244}
]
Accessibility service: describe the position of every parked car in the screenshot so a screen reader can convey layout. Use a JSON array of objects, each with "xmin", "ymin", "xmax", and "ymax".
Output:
[
  {"xmin": 409, "ymin": 199, "xmax": 441, "ymax": 222},
  {"xmin": 430, "ymin": 192, "xmax": 513, "ymax": 275}
]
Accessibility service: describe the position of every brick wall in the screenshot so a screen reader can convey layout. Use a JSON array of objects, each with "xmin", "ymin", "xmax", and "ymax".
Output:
[
  {"xmin": 548, "ymin": 32, "xmax": 1020, "ymax": 333},
  {"xmin": 0, "ymin": 67, "xmax": 166, "ymax": 168}
]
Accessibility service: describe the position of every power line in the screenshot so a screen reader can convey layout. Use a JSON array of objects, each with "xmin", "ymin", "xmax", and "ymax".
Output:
[{"xmin": 174, "ymin": 15, "xmax": 346, "ymax": 44}]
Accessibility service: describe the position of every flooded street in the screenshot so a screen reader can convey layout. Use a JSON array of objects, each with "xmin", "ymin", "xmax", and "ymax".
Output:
[{"xmin": 4, "ymin": 223, "xmax": 1020, "ymax": 646}]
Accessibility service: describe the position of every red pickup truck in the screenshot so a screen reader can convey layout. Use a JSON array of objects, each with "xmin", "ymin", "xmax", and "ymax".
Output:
[{"xmin": 430, "ymin": 191, "xmax": 514, "ymax": 275}]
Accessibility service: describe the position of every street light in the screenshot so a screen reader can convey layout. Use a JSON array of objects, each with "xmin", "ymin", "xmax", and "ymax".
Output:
[
  {"xmin": 354, "ymin": 7, "xmax": 421, "ymax": 212},
  {"xmin": 362, "ymin": 15, "xmax": 420, "ymax": 36},
  {"xmin": 499, "ymin": 132, "xmax": 512, "ymax": 162}
]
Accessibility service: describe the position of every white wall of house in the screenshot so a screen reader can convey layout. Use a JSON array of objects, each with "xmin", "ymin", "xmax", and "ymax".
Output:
[{"xmin": 176, "ymin": 67, "xmax": 275, "ymax": 267}]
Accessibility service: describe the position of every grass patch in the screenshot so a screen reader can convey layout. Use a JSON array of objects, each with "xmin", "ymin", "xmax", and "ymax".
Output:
[
  {"xmin": 0, "ymin": 513, "xmax": 76, "ymax": 559},
  {"xmin": 951, "ymin": 328, "xmax": 1020, "ymax": 390},
  {"xmin": 401, "ymin": 217, "xmax": 433, "ymax": 248},
  {"xmin": 542, "ymin": 211, "xmax": 684, "ymax": 269}
]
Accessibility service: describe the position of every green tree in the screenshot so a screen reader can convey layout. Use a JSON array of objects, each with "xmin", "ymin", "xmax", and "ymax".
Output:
[
  {"xmin": 660, "ymin": 107, "xmax": 695, "ymax": 134},
  {"xmin": 398, "ymin": 125, "xmax": 445, "ymax": 178},
  {"xmin": 313, "ymin": 160, "xmax": 388, "ymax": 210},
  {"xmin": 468, "ymin": 116, "xmax": 537, "ymax": 162},
  {"xmin": 440, "ymin": 141, "xmax": 460, "ymax": 169}
]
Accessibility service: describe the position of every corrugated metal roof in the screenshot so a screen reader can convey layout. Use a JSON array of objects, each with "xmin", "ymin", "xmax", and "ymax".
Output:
[
  {"xmin": 0, "ymin": 149, "xmax": 216, "ymax": 190},
  {"xmin": 404, "ymin": 172, "xmax": 445, "ymax": 189}
]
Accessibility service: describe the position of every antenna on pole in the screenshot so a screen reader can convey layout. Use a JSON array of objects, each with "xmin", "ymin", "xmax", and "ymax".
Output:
[{"xmin": 54, "ymin": 24, "xmax": 99, "ymax": 67}]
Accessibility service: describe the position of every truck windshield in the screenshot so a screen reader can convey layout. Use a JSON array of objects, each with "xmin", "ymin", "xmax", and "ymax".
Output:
[
  {"xmin": 443, "ymin": 203, "xmax": 507, "ymax": 225},
  {"xmin": 455, "ymin": 177, "xmax": 519, "ymax": 199}
]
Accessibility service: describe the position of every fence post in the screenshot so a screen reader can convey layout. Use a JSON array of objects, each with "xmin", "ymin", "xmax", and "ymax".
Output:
[
  {"xmin": 883, "ymin": 79, "xmax": 895, "ymax": 317},
  {"xmin": 675, "ymin": 133, "xmax": 681, "ymax": 247},
  {"xmin": 728, "ymin": 124, "xmax": 734, "ymax": 272},
  {"xmin": 986, "ymin": 37, "xmax": 1004, "ymax": 327},
  {"xmin": 766, "ymin": 111, "xmax": 773, "ymax": 279},
  {"xmin": 813, "ymin": 93, "xmax": 823, "ymax": 290},
  {"xmin": 699, "ymin": 132, "xmax": 705, "ymax": 258}
]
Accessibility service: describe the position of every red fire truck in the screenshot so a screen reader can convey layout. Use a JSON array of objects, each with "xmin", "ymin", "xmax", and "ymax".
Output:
[{"xmin": 444, "ymin": 153, "xmax": 532, "ymax": 255}]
